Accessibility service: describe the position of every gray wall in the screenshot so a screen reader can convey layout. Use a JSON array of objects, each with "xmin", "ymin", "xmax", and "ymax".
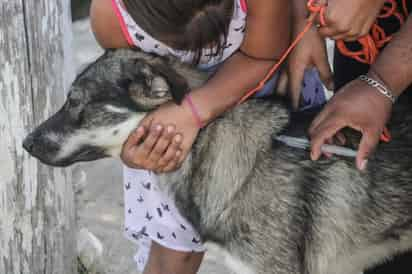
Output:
[{"xmin": 0, "ymin": 1, "xmax": 77, "ymax": 273}]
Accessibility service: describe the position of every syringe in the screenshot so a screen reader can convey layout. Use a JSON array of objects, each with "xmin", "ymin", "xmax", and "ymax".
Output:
[{"xmin": 275, "ymin": 135, "xmax": 357, "ymax": 158}]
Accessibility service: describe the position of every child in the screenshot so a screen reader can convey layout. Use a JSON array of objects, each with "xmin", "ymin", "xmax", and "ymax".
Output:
[{"xmin": 90, "ymin": 0, "xmax": 324, "ymax": 273}]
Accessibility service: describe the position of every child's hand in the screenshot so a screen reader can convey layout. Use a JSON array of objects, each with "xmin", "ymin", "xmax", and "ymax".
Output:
[
  {"xmin": 121, "ymin": 101, "xmax": 200, "ymax": 173},
  {"xmin": 317, "ymin": 0, "xmax": 386, "ymax": 41},
  {"xmin": 285, "ymin": 23, "xmax": 333, "ymax": 109}
]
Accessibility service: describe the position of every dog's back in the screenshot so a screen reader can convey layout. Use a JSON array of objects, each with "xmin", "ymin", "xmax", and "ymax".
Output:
[{"xmin": 164, "ymin": 94, "xmax": 412, "ymax": 274}]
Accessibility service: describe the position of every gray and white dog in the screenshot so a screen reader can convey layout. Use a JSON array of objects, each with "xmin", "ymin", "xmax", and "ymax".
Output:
[{"xmin": 23, "ymin": 49, "xmax": 412, "ymax": 274}]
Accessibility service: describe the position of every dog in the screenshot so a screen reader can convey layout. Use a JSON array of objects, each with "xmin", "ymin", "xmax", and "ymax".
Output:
[{"xmin": 23, "ymin": 48, "xmax": 412, "ymax": 274}]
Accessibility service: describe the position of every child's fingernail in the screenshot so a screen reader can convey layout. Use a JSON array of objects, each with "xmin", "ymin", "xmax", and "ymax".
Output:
[
  {"xmin": 136, "ymin": 127, "xmax": 144, "ymax": 134},
  {"xmin": 153, "ymin": 124, "xmax": 162, "ymax": 131},
  {"xmin": 174, "ymin": 135, "xmax": 182, "ymax": 143},
  {"xmin": 176, "ymin": 150, "xmax": 182, "ymax": 157},
  {"xmin": 167, "ymin": 125, "xmax": 175, "ymax": 133},
  {"xmin": 360, "ymin": 159, "xmax": 368, "ymax": 171}
]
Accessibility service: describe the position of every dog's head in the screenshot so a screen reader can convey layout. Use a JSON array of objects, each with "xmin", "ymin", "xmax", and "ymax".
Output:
[{"xmin": 23, "ymin": 49, "xmax": 207, "ymax": 167}]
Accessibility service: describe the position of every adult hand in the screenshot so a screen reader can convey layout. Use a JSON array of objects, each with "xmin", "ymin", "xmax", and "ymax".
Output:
[
  {"xmin": 286, "ymin": 21, "xmax": 333, "ymax": 109},
  {"xmin": 121, "ymin": 101, "xmax": 199, "ymax": 173},
  {"xmin": 308, "ymin": 74, "xmax": 393, "ymax": 170},
  {"xmin": 317, "ymin": 0, "xmax": 386, "ymax": 41}
]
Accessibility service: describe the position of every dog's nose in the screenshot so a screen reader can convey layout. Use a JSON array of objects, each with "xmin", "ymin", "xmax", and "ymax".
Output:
[{"xmin": 23, "ymin": 135, "xmax": 35, "ymax": 153}]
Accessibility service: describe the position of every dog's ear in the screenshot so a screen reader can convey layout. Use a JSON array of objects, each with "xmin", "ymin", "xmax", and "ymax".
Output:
[
  {"xmin": 121, "ymin": 59, "xmax": 190, "ymax": 110},
  {"xmin": 150, "ymin": 63, "xmax": 190, "ymax": 104}
]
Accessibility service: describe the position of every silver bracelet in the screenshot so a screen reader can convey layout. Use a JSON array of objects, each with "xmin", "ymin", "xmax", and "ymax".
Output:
[{"xmin": 359, "ymin": 75, "xmax": 396, "ymax": 103}]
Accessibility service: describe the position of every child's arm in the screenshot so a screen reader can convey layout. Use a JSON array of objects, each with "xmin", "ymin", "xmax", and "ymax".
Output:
[
  {"xmin": 121, "ymin": 0, "xmax": 292, "ymax": 172},
  {"xmin": 189, "ymin": 0, "xmax": 291, "ymax": 124},
  {"xmin": 90, "ymin": 0, "xmax": 130, "ymax": 49}
]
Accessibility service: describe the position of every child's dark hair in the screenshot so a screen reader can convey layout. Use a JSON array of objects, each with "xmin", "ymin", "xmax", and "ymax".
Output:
[{"xmin": 122, "ymin": 0, "xmax": 234, "ymax": 65}]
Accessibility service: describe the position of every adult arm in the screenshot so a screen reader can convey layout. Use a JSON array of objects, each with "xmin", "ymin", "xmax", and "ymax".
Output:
[{"xmin": 309, "ymin": 16, "xmax": 412, "ymax": 170}]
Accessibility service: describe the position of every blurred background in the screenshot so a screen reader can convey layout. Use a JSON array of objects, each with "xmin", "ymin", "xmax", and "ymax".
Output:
[{"xmin": 72, "ymin": 0, "xmax": 91, "ymax": 21}]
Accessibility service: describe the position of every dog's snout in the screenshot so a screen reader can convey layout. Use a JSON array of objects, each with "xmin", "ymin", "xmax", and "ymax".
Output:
[
  {"xmin": 23, "ymin": 135, "xmax": 35, "ymax": 153},
  {"xmin": 23, "ymin": 133, "xmax": 60, "ymax": 159}
]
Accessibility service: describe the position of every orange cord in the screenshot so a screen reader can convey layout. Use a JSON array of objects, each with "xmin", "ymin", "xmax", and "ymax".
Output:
[
  {"xmin": 238, "ymin": 0, "xmax": 409, "ymax": 142},
  {"xmin": 335, "ymin": 0, "xmax": 409, "ymax": 64},
  {"xmin": 238, "ymin": 10, "xmax": 319, "ymax": 104}
]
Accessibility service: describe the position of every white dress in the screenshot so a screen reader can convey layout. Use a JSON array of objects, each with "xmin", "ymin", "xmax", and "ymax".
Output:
[{"xmin": 111, "ymin": 0, "xmax": 247, "ymax": 270}]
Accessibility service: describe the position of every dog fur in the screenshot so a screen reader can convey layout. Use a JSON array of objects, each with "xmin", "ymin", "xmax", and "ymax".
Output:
[{"xmin": 23, "ymin": 49, "xmax": 412, "ymax": 274}]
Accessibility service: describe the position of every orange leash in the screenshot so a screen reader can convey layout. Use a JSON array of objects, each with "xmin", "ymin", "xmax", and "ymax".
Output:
[
  {"xmin": 335, "ymin": 0, "xmax": 409, "ymax": 64},
  {"xmin": 238, "ymin": 10, "xmax": 319, "ymax": 104}
]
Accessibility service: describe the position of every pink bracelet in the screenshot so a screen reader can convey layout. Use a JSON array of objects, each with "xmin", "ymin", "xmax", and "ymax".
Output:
[{"xmin": 184, "ymin": 94, "xmax": 205, "ymax": 128}]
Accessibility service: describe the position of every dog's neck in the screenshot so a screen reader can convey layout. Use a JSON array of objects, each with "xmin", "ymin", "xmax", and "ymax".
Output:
[{"xmin": 158, "ymin": 99, "xmax": 290, "ymax": 224}]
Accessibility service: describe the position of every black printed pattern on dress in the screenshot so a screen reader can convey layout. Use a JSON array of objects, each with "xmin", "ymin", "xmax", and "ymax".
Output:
[
  {"xmin": 141, "ymin": 182, "xmax": 151, "ymax": 190},
  {"xmin": 138, "ymin": 226, "xmax": 149, "ymax": 237},
  {"xmin": 132, "ymin": 226, "xmax": 148, "ymax": 239},
  {"xmin": 234, "ymin": 25, "xmax": 246, "ymax": 33},
  {"xmin": 161, "ymin": 203, "xmax": 170, "ymax": 211},
  {"xmin": 145, "ymin": 212, "xmax": 153, "ymax": 221},
  {"xmin": 125, "ymin": 182, "xmax": 131, "ymax": 190},
  {"xmin": 223, "ymin": 43, "xmax": 233, "ymax": 50},
  {"xmin": 135, "ymin": 33, "xmax": 145, "ymax": 41}
]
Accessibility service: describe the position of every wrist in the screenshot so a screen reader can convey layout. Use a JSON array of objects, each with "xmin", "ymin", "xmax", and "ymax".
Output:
[
  {"xmin": 187, "ymin": 87, "xmax": 233, "ymax": 126},
  {"xmin": 368, "ymin": 68, "xmax": 404, "ymax": 98},
  {"xmin": 361, "ymin": 72, "xmax": 397, "ymax": 104},
  {"xmin": 183, "ymin": 94, "xmax": 206, "ymax": 128}
]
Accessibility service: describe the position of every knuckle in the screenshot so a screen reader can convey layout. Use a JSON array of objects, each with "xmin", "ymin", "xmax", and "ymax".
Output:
[
  {"xmin": 152, "ymin": 145, "xmax": 165, "ymax": 155},
  {"xmin": 161, "ymin": 154, "xmax": 174, "ymax": 164},
  {"xmin": 133, "ymin": 159, "xmax": 143, "ymax": 168},
  {"xmin": 143, "ymin": 140, "xmax": 154, "ymax": 150},
  {"xmin": 145, "ymin": 162, "xmax": 156, "ymax": 170}
]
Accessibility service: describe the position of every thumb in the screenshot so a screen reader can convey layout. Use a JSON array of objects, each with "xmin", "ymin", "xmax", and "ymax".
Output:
[
  {"xmin": 276, "ymin": 70, "xmax": 289, "ymax": 96},
  {"xmin": 314, "ymin": 50, "xmax": 334, "ymax": 91},
  {"xmin": 123, "ymin": 126, "xmax": 146, "ymax": 151},
  {"xmin": 289, "ymin": 64, "xmax": 306, "ymax": 110},
  {"xmin": 356, "ymin": 129, "xmax": 380, "ymax": 171}
]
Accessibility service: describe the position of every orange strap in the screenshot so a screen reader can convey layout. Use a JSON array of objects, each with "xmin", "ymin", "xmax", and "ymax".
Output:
[
  {"xmin": 335, "ymin": 0, "xmax": 409, "ymax": 64},
  {"xmin": 238, "ymin": 6, "xmax": 320, "ymax": 104}
]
